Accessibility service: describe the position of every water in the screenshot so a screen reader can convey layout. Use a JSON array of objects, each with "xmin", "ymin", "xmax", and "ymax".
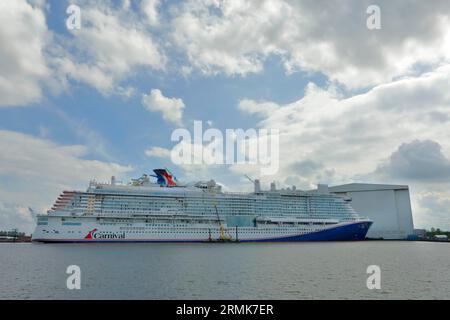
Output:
[{"xmin": 0, "ymin": 241, "xmax": 449, "ymax": 299}]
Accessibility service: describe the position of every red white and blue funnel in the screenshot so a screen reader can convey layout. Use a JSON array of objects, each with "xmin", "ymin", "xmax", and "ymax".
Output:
[{"xmin": 152, "ymin": 168, "xmax": 177, "ymax": 187}]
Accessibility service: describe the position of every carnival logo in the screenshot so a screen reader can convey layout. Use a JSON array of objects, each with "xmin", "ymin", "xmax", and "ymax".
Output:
[
  {"xmin": 84, "ymin": 228, "xmax": 125, "ymax": 240},
  {"xmin": 84, "ymin": 228, "xmax": 97, "ymax": 239}
]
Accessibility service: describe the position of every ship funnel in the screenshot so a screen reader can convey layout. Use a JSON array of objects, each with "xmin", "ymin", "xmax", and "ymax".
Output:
[
  {"xmin": 153, "ymin": 169, "xmax": 177, "ymax": 187},
  {"xmin": 317, "ymin": 184, "xmax": 329, "ymax": 194},
  {"xmin": 254, "ymin": 179, "xmax": 261, "ymax": 193},
  {"xmin": 111, "ymin": 176, "xmax": 116, "ymax": 185},
  {"xmin": 270, "ymin": 181, "xmax": 276, "ymax": 191}
]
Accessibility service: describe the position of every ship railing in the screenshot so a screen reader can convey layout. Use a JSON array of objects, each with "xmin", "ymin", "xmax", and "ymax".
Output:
[
  {"xmin": 256, "ymin": 217, "xmax": 340, "ymax": 223},
  {"xmin": 88, "ymin": 212, "xmax": 222, "ymax": 219},
  {"xmin": 87, "ymin": 214, "xmax": 227, "ymax": 224}
]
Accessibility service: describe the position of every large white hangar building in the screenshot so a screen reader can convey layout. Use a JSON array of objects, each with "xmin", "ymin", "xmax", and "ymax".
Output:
[{"xmin": 328, "ymin": 183, "xmax": 415, "ymax": 240}]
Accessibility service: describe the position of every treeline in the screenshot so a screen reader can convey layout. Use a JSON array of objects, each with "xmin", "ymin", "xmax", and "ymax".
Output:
[
  {"xmin": 426, "ymin": 228, "xmax": 450, "ymax": 238},
  {"xmin": 0, "ymin": 230, "xmax": 26, "ymax": 237}
]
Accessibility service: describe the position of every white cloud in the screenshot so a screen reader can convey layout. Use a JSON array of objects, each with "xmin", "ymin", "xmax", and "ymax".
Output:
[
  {"xmin": 3, "ymin": 0, "xmax": 450, "ymax": 104},
  {"xmin": 0, "ymin": 130, "xmax": 133, "ymax": 233},
  {"xmin": 142, "ymin": 89, "xmax": 185, "ymax": 125},
  {"xmin": 0, "ymin": 130, "xmax": 132, "ymax": 185},
  {"xmin": 141, "ymin": 0, "xmax": 161, "ymax": 26},
  {"xmin": 242, "ymin": 65, "xmax": 450, "ymax": 178},
  {"xmin": 54, "ymin": 1, "xmax": 166, "ymax": 96},
  {"xmin": 171, "ymin": 0, "xmax": 280, "ymax": 76},
  {"xmin": 145, "ymin": 146, "xmax": 171, "ymax": 158},
  {"xmin": 0, "ymin": 0, "xmax": 167, "ymax": 105},
  {"xmin": 121, "ymin": 0, "xmax": 131, "ymax": 10},
  {"xmin": 238, "ymin": 99, "xmax": 279, "ymax": 118},
  {"xmin": 375, "ymin": 140, "xmax": 450, "ymax": 182},
  {"xmin": 171, "ymin": 0, "xmax": 450, "ymax": 88},
  {"xmin": 0, "ymin": 0, "xmax": 50, "ymax": 106}
]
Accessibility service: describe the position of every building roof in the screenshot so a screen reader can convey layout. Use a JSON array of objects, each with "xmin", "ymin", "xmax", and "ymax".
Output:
[{"xmin": 329, "ymin": 183, "xmax": 409, "ymax": 193}]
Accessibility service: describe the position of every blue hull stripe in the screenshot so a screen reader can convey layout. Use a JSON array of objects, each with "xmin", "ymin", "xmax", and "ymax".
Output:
[{"xmin": 242, "ymin": 221, "xmax": 372, "ymax": 242}]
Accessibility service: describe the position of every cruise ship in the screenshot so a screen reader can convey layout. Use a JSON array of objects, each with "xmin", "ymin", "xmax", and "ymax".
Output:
[{"xmin": 32, "ymin": 169, "xmax": 372, "ymax": 242}]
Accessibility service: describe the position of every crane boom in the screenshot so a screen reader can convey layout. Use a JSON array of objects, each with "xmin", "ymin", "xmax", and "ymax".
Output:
[{"xmin": 244, "ymin": 174, "xmax": 254, "ymax": 183}]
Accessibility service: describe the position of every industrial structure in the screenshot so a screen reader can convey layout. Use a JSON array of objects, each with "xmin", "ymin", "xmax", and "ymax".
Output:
[{"xmin": 329, "ymin": 183, "xmax": 414, "ymax": 240}]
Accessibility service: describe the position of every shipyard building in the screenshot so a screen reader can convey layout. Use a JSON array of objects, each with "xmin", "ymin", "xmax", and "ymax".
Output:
[{"xmin": 329, "ymin": 183, "xmax": 414, "ymax": 240}]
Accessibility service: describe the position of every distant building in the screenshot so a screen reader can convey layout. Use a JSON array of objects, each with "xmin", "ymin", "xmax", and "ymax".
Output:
[
  {"xmin": 433, "ymin": 235, "xmax": 448, "ymax": 241},
  {"xmin": 329, "ymin": 183, "xmax": 414, "ymax": 240},
  {"xmin": 414, "ymin": 229, "xmax": 427, "ymax": 240}
]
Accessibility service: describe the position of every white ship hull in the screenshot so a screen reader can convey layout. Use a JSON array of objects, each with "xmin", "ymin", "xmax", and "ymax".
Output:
[{"xmin": 32, "ymin": 215, "xmax": 372, "ymax": 242}]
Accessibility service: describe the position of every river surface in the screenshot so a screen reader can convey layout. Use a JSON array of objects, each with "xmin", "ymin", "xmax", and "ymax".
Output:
[{"xmin": 0, "ymin": 241, "xmax": 449, "ymax": 299}]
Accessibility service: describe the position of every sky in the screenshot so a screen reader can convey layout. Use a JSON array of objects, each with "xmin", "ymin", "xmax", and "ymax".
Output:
[{"xmin": 1, "ymin": 0, "xmax": 450, "ymax": 233}]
